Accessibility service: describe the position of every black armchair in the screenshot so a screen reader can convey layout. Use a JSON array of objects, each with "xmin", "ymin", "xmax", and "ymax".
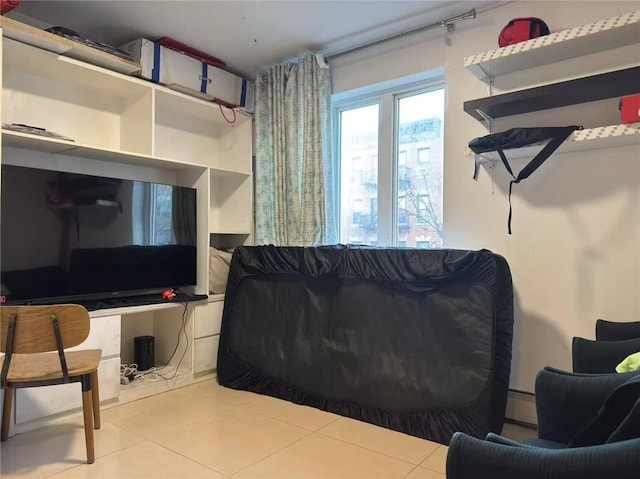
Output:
[{"xmin": 446, "ymin": 367, "xmax": 640, "ymax": 479}]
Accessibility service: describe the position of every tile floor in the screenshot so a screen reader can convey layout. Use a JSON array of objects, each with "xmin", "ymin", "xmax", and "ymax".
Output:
[{"xmin": 0, "ymin": 379, "xmax": 537, "ymax": 478}]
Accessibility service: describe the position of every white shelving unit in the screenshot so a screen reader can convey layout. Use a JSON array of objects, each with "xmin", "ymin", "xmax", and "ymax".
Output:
[
  {"xmin": 1, "ymin": 35, "xmax": 253, "ymax": 236},
  {"xmin": 2, "ymin": 130, "xmax": 207, "ymax": 171},
  {"xmin": 464, "ymin": 10, "xmax": 640, "ymax": 81},
  {"xmin": 0, "ymin": 22, "xmax": 252, "ymax": 433}
]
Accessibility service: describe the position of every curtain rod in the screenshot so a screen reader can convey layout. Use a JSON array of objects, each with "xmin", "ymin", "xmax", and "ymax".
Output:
[{"xmin": 326, "ymin": 8, "xmax": 477, "ymax": 61}]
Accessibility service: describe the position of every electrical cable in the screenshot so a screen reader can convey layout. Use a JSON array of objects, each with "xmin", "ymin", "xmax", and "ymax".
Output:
[
  {"xmin": 156, "ymin": 301, "xmax": 189, "ymax": 369},
  {"xmin": 151, "ymin": 300, "xmax": 190, "ymax": 380},
  {"xmin": 219, "ymin": 103, "xmax": 237, "ymax": 124},
  {"xmin": 121, "ymin": 301, "xmax": 191, "ymax": 383}
]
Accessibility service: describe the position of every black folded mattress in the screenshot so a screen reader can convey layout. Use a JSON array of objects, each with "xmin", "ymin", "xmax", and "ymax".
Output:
[{"xmin": 217, "ymin": 245, "xmax": 514, "ymax": 444}]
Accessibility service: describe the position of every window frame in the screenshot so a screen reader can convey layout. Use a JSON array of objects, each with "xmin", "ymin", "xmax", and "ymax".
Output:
[{"xmin": 332, "ymin": 73, "xmax": 444, "ymax": 246}]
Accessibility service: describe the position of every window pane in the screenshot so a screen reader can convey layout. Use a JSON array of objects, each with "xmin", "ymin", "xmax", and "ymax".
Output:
[
  {"xmin": 339, "ymin": 104, "xmax": 379, "ymax": 245},
  {"xmin": 152, "ymin": 184, "xmax": 173, "ymax": 245},
  {"xmin": 395, "ymin": 89, "xmax": 444, "ymax": 248}
]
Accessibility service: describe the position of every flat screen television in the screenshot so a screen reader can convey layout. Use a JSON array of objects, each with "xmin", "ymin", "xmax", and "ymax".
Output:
[{"xmin": 0, "ymin": 164, "xmax": 197, "ymax": 307}]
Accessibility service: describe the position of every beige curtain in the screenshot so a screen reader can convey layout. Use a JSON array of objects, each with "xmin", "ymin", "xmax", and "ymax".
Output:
[{"xmin": 254, "ymin": 53, "xmax": 335, "ymax": 246}]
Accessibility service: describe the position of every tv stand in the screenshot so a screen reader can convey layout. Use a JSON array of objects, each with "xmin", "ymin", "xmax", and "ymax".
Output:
[
  {"xmin": 9, "ymin": 293, "xmax": 223, "ymax": 436},
  {"xmin": 81, "ymin": 292, "xmax": 210, "ymax": 311}
]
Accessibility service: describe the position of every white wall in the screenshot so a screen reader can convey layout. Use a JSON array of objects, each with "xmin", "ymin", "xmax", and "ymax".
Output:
[{"xmin": 331, "ymin": 1, "xmax": 640, "ymax": 393}]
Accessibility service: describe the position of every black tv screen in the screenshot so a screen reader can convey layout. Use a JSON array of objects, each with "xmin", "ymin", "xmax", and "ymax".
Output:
[{"xmin": 0, "ymin": 164, "xmax": 197, "ymax": 306}]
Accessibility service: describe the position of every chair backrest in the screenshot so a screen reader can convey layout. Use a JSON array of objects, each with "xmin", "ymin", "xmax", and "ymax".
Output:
[
  {"xmin": 1, "ymin": 304, "xmax": 90, "ymax": 354},
  {"xmin": 596, "ymin": 319, "xmax": 640, "ymax": 341},
  {"xmin": 572, "ymin": 336, "xmax": 640, "ymax": 374}
]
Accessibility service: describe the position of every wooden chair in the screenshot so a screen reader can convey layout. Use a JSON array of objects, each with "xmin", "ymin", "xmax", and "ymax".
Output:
[{"xmin": 1, "ymin": 304, "xmax": 101, "ymax": 464}]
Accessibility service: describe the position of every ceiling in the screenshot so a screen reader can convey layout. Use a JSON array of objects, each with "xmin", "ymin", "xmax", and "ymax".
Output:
[{"xmin": 11, "ymin": 0, "xmax": 509, "ymax": 78}]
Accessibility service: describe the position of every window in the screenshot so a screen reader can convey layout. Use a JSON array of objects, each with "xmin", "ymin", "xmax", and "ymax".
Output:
[
  {"xmin": 338, "ymin": 104, "xmax": 379, "ymax": 245},
  {"xmin": 133, "ymin": 183, "xmax": 173, "ymax": 245},
  {"xmin": 398, "ymin": 196, "xmax": 408, "ymax": 225},
  {"xmin": 416, "ymin": 241, "xmax": 430, "ymax": 249},
  {"xmin": 352, "ymin": 199, "xmax": 363, "ymax": 225},
  {"xmin": 333, "ymin": 75, "xmax": 444, "ymax": 247},
  {"xmin": 418, "ymin": 147, "xmax": 431, "ymax": 164},
  {"xmin": 416, "ymin": 193, "xmax": 428, "ymax": 224}
]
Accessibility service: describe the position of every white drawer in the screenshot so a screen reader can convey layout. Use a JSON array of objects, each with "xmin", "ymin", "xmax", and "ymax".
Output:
[
  {"xmin": 194, "ymin": 301, "xmax": 223, "ymax": 338},
  {"xmin": 69, "ymin": 315, "xmax": 121, "ymax": 358},
  {"xmin": 16, "ymin": 357, "xmax": 120, "ymax": 424},
  {"xmin": 194, "ymin": 335, "xmax": 219, "ymax": 374}
]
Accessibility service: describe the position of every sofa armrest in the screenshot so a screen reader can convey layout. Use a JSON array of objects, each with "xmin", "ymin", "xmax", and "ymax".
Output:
[{"xmin": 446, "ymin": 432, "xmax": 640, "ymax": 479}]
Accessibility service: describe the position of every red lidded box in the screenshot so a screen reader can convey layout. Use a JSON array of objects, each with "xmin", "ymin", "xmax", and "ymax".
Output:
[{"xmin": 620, "ymin": 95, "xmax": 640, "ymax": 124}]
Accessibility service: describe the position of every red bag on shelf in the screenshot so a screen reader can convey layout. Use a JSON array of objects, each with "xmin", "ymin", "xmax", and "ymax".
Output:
[
  {"xmin": 1, "ymin": 0, "xmax": 19, "ymax": 14},
  {"xmin": 498, "ymin": 17, "xmax": 550, "ymax": 47},
  {"xmin": 619, "ymin": 95, "xmax": 640, "ymax": 124}
]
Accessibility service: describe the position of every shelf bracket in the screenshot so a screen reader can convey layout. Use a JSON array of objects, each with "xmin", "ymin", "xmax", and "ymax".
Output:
[
  {"xmin": 475, "ymin": 109, "xmax": 495, "ymax": 132},
  {"xmin": 476, "ymin": 64, "xmax": 494, "ymax": 86}
]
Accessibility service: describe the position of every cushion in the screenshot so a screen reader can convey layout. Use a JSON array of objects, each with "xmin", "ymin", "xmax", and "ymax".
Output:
[
  {"xmin": 209, "ymin": 247, "xmax": 233, "ymax": 294},
  {"xmin": 616, "ymin": 351, "xmax": 640, "ymax": 373}
]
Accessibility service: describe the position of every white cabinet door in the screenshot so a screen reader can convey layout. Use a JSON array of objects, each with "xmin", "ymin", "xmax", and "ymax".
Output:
[
  {"xmin": 69, "ymin": 315, "xmax": 121, "ymax": 358},
  {"xmin": 194, "ymin": 335, "xmax": 219, "ymax": 374},
  {"xmin": 194, "ymin": 301, "xmax": 223, "ymax": 338},
  {"xmin": 15, "ymin": 357, "xmax": 120, "ymax": 424}
]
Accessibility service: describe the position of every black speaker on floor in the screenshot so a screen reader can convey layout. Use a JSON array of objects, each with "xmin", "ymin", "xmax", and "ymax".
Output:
[{"xmin": 134, "ymin": 335, "xmax": 155, "ymax": 371}]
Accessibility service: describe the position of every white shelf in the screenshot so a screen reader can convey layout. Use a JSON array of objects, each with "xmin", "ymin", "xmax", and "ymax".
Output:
[
  {"xmin": 118, "ymin": 366, "xmax": 194, "ymax": 404},
  {"xmin": 470, "ymin": 123, "xmax": 640, "ymax": 163},
  {"xmin": 211, "ymin": 229, "xmax": 252, "ymax": 235},
  {"xmin": 210, "ymin": 166, "xmax": 252, "ymax": 178},
  {"xmin": 89, "ymin": 300, "xmax": 209, "ymax": 318},
  {"xmin": 464, "ymin": 10, "xmax": 640, "ymax": 82},
  {"xmin": 1, "ymin": 16, "xmax": 141, "ymax": 75},
  {"xmin": 2, "ymin": 130, "xmax": 210, "ymax": 171},
  {"xmin": 155, "ymin": 88, "xmax": 251, "ymax": 128},
  {"xmin": 3, "ymin": 37, "xmax": 148, "ymax": 98}
]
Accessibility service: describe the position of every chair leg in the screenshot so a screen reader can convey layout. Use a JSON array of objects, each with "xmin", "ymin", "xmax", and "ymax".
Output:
[
  {"xmin": 91, "ymin": 370, "xmax": 101, "ymax": 429},
  {"xmin": 81, "ymin": 376, "xmax": 95, "ymax": 464},
  {"xmin": 2, "ymin": 388, "xmax": 15, "ymax": 441}
]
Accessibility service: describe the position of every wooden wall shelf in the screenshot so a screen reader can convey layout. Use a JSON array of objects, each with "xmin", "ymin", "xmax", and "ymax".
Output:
[{"xmin": 463, "ymin": 66, "xmax": 640, "ymax": 123}]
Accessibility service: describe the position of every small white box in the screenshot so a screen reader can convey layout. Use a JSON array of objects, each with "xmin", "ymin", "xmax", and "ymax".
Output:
[{"xmin": 120, "ymin": 38, "xmax": 251, "ymax": 108}]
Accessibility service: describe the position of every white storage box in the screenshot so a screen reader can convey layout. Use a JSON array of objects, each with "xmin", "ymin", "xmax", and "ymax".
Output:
[{"xmin": 120, "ymin": 38, "xmax": 251, "ymax": 108}]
